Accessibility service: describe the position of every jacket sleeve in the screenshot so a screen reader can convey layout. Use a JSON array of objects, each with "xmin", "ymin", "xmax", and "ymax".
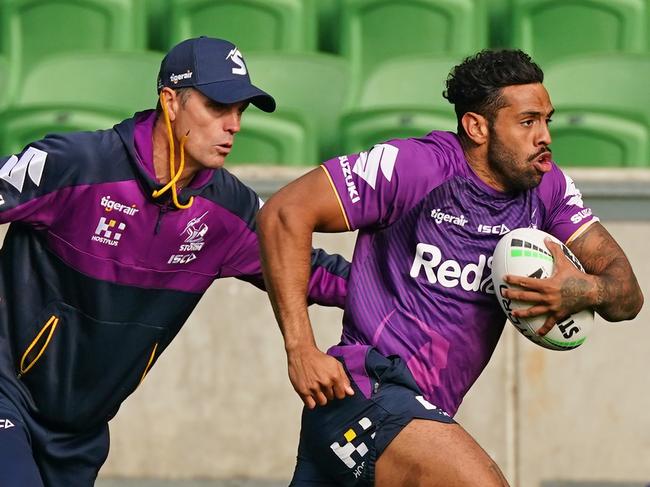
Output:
[{"xmin": 0, "ymin": 138, "xmax": 75, "ymax": 227}]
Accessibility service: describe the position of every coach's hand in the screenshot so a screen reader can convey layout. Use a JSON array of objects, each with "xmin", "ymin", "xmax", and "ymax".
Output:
[
  {"xmin": 286, "ymin": 345, "xmax": 354, "ymax": 409},
  {"xmin": 504, "ymin": 238, "xmax": 596, "ymax": 336}
]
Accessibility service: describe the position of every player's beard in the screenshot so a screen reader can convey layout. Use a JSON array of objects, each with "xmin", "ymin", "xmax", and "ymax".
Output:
[{"xmin": 487, "ymin": 126, "xmax": 547, "ymax": 193}]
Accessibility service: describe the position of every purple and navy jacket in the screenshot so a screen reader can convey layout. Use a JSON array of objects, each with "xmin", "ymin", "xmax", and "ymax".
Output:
[
  {"xmin": 321, "ymin": 131, "xmax": 598, "ymax": 417},
  {"xmin": 0, "ymin": 110, "xmax": 348, "ymax": 431}
]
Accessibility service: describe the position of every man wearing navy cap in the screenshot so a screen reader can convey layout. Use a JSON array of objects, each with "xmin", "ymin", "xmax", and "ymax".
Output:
[{"xmin": 0, "ymin": 37, "xmax": 349, "ymax": 486}]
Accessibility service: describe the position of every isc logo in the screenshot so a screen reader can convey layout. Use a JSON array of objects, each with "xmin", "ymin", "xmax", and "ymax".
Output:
[
  {"xmin": 168, "ymin": 253, "xmax": 196, "ymax": 265},
  {"xmin": 0, "ymin": 418, "xmax": 15, "ymax": 429},
  {"xmin": 477, "ymin": 224, "xmax": 510, "ymax": 235}
]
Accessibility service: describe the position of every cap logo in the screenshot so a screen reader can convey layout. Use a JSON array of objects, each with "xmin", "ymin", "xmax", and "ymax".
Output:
[
  {"xmin": 225, "ymin": 48, "xmax": 247, "ymax": 76},
  {"xmin": 170, "ymin": 70, "xmax": 193, "ymax": 84}
]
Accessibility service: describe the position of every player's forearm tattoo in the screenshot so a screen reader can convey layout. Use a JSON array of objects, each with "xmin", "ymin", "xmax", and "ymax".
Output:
[
  {"xmin": 569, "ymin": 224, "xmax": 643, "ymax": 321},
  {"xmin": 560, "ymin": 276, "xmax": 592, "ymax": 311}
]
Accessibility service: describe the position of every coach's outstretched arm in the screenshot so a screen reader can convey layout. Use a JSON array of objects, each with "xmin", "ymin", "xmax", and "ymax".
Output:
[{"xmin": 257, "ymin": 167, "xmax": 354, "ymax": 409}]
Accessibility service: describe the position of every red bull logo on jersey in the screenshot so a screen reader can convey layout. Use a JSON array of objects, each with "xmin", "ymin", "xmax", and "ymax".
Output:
[{"xmin": 410, "ymin": 243, "xmax": 494, "ymax": 294}]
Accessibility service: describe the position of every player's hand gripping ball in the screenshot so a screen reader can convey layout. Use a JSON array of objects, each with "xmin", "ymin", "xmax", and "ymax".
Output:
[{"xmin": 491, "ymin": 228, "xmax": 594, "ymax": 350}]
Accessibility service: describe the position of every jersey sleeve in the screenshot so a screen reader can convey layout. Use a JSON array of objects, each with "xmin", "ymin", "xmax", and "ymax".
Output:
[
  {"xmin": 320, "ymin": 138, "xmax": 444, "ymax": 230},
  {"xmin": 539, "ymin": 163, "xmax": 599, "ymax": 243},
  {"xmin": 0, "ymin": 137, "xmax": 76, "ymax": 227}
]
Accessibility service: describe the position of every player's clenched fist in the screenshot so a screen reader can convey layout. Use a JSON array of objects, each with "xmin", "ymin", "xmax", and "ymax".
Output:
[{"xmin": 287, "ymin": 345, "xmax": 354, "ymax": 409}]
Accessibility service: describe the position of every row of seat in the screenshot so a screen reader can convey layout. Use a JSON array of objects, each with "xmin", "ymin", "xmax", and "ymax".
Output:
[
  {"xmin": 0, "ymin": 50, "xmax": 649, "ymax": 167},
  {"xmin": 1, "ymin": 0, "xmax": 650, "ymax": 93}
]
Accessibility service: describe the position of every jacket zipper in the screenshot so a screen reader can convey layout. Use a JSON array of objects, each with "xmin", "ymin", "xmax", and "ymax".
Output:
[{"xmin": 155, "ymin": 203, "xmax": 171, "ymax": 235}]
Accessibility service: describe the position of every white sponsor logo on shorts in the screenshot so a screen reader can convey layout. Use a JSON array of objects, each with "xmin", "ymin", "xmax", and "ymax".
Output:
[
  {"xmin": 330, "ymin": 417, "xmax": 375, "ymax": 470},
  {"xmin": 415, "ymin": 395, "xmax": 450, "ymax": 417},
  {"xmin": 0, "ymin": 418, "xmax": 15, "ymax": 429}
]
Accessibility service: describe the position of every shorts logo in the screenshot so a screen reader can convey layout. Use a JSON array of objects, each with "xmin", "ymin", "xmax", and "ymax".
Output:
[
  {"xmin": 0, "ymin": 419, "xmax": 15, "ymax": 429},
  {"xmin": 91, "ymin": 217, "xmax": 126, "ymax": 246},
  {"xmin": 330, "ymin": 417, "xmax": 375, "ymax": 476},
  {"xmin": 415, "ymin": 396, "xmax": 450, "ymax": 417}
]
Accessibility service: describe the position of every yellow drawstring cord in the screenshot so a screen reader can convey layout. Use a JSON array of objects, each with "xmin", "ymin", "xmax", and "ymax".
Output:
[
  {"xmin": 151, "ymin": 92, "xmax": 194, "ymax": 209},
  {"xmin": 19, "ymin": 315, "xmax": 59, "ymax": 376},
  {"xmin": 138, "ymin": 342, "xmax": 159, "ymax": 386}
]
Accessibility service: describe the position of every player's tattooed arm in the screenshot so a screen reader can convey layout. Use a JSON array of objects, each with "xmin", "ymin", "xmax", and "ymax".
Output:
[{"xmin": 568, "ymin": 222, "xmax": 643, "ymax": 321}]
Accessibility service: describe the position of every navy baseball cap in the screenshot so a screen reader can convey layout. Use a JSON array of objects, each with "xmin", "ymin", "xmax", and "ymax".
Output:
[{"xmin": 157, "ymin": 36, "xmax": 276, "ymax": 112}]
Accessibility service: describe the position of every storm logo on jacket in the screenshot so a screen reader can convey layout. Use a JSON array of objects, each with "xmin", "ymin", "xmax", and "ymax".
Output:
[
  {"xmin": 179, "ymin": 211, "xmax": 208, "ymax": 251},
  {"xmin": 91, "ymin": 217, "xmax": 126, "ymax": 246}
]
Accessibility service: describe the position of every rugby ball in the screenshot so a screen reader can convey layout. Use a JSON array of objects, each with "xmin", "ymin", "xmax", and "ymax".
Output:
[{"xmin": 491, "ymin": 228, "xmax": 594, "ymax": 350}]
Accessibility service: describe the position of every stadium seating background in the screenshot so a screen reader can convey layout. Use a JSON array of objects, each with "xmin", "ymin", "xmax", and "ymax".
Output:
[{"xmin": 0, "ymin": 0, "xmax": 649, "ymax": 167}]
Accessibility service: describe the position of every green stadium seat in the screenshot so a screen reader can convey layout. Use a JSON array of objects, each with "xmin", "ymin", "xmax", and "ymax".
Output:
[
  {"xmin": 316, "ymin": 0, "xmax": 343, "ymax": 54},
  {"xmin": 16, "ymin": 51, "xmax": 162, "ymax": 113},
  {"xmin": 0, "ymin": 56, "xmax": 9, "ymax": 110},
  {"xmin": 487, "ymin": 0, "xmax": 513, "ymax": 48},
  {"xmin": 339, "ymin": 0, "xmax": 487, "ymax": 86},
  {"xmin": 509, "ymin": 0, "xmax": 647, "ymax": 66},
  {"xmin": 544, "ymin": 54, "xmax": 650, "ymax": 167},
  {"xmin": 228, "ymin": 110, "xmax": 318, "ymax": 166},
  {"xmin": 0, "ymin": 0, "xmax": 146, "ymax": 98},
  {"xmin": 163, "ymin": 0, "xmax": 317, "ymax": 52},
  {"xmin": 0, "ymin": 51, "xmax": 163, "ymax": 155},
  {"xmin": 0, "ymin": 107, "xmax": 124, "ymax": 156},
  {"xmin": 340, "ymin": 55, "xmax": 460, "ymax": 154},
  {"xmin": 244, "ymin": 52, "xmax": 352, "ymax": 161},
  {"xmin": 146, "ymin": 0, "xmax": 169, "ymax": 51}
]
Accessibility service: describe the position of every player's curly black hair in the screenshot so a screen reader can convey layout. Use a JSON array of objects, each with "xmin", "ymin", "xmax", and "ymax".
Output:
[{"xmin": 443, "ymin": 49, "xmax": 544, "ymax": 139}]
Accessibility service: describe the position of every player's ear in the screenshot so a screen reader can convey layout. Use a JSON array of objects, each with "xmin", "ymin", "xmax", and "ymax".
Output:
[
  {"xmin": 160, "ymin": 87, "xmax": 179, "ymax": 122},
  {"xmin": 461, "ymin": 112, "xmax": 489, "ymax": 145}
]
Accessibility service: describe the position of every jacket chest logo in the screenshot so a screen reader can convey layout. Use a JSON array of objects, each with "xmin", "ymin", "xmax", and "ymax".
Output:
[{"xmin": 168, "ymin": 211, "xmax": 209, "ymax": 265}]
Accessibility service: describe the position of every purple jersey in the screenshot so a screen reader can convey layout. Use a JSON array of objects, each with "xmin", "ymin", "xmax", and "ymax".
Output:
[{"xmin": 321, "ymin": 131, "xmax": 598, "ymax": 416}]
